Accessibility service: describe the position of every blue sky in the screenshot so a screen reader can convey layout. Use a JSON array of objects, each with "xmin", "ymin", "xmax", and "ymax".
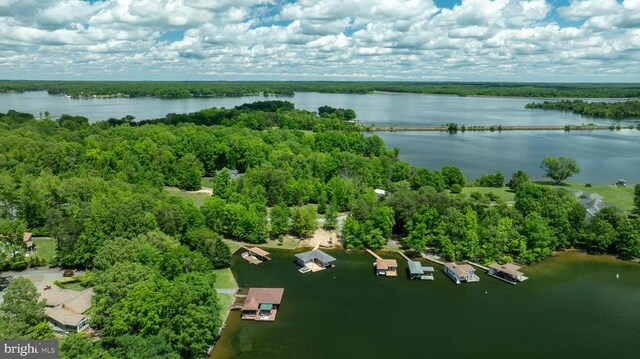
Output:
[{"xmin": 0, "ymin": 0, "xmax": 638, "ymax": 81}]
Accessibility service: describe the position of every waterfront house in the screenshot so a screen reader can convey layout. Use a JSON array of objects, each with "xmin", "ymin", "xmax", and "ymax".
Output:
[
  {"xmin": 295, "ymin": 249, "xmax": 336, "ymax": 272},
  {"xmin": 578, "ymin": 193, "xmax": 610, "ymax": 218},
  {"xmin": 488, "ymin": 263, "xmax": 528, "ymax": 284},
  {"xmin": 443, "ymin": 262, "xmax": 480, "ymax": 284},
  {"xmin": 407, "ymin": 260, "xmax": 435, "ymax": 280},
  {"xmin": 242, "ymin": 246, "xmax": 271, "ymax": 264},
  {"xmin": 28, "ymin": 277, "xmax": 93, "ymax": 334},
  {"xmin": 375, "ymin": 258, "xmax": 398, "ymax": 277},
  {"xmin": 241, "ymin": 288, "xmax": 284, "ymax": 321}
]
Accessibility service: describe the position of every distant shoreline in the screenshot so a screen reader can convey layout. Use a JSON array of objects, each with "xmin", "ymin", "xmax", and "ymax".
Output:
[{"xmin": 364, "ymin": 124, "xmax": 636, "ymax": 132}]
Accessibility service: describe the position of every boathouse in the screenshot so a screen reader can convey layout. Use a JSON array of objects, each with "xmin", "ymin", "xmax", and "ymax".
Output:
[
  {"xmin": 375, "ymin": 258, "xmax": 398, "ymax": 277},
  {"xmin": 443, "ymin": 262, "xmax": 480, "ymax": 284},
  {"xmin": 242, "ymin": 246, "xmax": 271, "ymax": 265},
  {"xmin": 488, "ymin": 263, "xmax": 528, "ymax": 284},
  {"xmin": 295, "ymin": 249, "xmax": 336, "ymax": 272},
  {"xmin": 407, "ymin": 260, "xmax": 434, "ymax": 280},
  {"xmin": 241, "ymin": 288, "xmax": 284, "ymax": 322}
]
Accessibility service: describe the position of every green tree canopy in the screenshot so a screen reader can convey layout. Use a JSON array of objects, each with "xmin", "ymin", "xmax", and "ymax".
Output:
[{"xmin": 540, "ymin": 156, "xmax": 580, "ymax": 184}]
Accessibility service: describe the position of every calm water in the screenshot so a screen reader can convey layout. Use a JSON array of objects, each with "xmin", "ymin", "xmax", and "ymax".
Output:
[
  {"xmin": 0, "ymin": 91, "xmax": 636, "ymax": 126},
  {"xmin": 212, "ymin": 250, "xmax": 640, "ymax": 359},
  {"xmin": 2, "ymin": 91, "xmax": 638, "ymax": 184},
  {"xmin": 375, "ymin": 130, "xmax": 640, "ymax": 184}
]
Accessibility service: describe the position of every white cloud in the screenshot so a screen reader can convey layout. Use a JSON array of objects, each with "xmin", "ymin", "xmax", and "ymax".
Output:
[{"xmin": 0, "ymin": 0, "xmax": 638, "ymax": 81}]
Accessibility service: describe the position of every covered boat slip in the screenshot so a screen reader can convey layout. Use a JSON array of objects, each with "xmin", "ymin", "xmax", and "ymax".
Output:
[
  {"xmin": 295, "ymin": 249, "xmax": 337, "ymax": 273},
  {"xmin": 375, "ymin": 258, "xmax": 398, "ymax": 276},
  {"xmin": 242, "ymin": 246, "xmax": 271, "ymax": 265},
  {"xmin": 241, "ymin": 288, "xmax": 284, "ymax": 322},
  {"xmin": 407, "ymin": 260, "xmax": 435, "ymax": 280},
  {"xmin": 487, "ymin": 263, "xmax": 529, "ymax": 285},
  {"xmin": 443, "ymin": 263, "xmax": 480, "ymax": 284}
]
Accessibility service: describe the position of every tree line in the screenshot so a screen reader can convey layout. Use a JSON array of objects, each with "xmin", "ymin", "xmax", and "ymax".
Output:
[
  {"xmin": 3, "ymin": 80, "xmax": 640, "ymax": 98},
  {"xmin": 525, "ymin": 99, "xmax": 640, "ymax": 119}
]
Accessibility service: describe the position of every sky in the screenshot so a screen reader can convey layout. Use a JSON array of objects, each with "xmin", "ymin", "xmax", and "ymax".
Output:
[{"xmin": 0, "ymin": 0, "xmax": 639, "ymax": 82}]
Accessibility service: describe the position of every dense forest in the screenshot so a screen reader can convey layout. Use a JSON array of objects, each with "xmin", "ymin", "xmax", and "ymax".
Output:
[
  {"xmin": 525, "ymin": 99, "xmax": 640, "ymax": 119},
  {"xmin": 0, "ymin": 102, "xmax": 639, "ymax": 357},
  {"xmin": 3, "ymin": 80, "xmax": 640, "ymax": 98}
]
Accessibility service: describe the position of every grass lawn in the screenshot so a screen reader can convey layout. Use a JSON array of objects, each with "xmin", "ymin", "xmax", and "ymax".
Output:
[
  {"xmin": 260, "ymin": 237, "xmax": 299, "ymax": 250},
  {"xmin": 222, "ymin": 240, "xmax": 243, "ymax": 254},
  {"xmin": 459, "ymin": 186, "xmax": 515, "ymax": 203},
  {"xmin": 213, "ymin": 268, "xmax": 238, "ymax": 289},
  {"xmin": 59, "ymin": 282, "xmax": 87, "ymax": 291},
  {"xmin": 201, "ymin": 177, "xmax": 215, "ymax": 188},
  {"xmin": 33, "ymin": 238, "xmax": 56, "ymax": 262},
  {"xmin": 217, "ymin": 294, "xmax": 236, "ymax": 324},
  {"xmin": 224, "ymin": 237, "xmax": 299, "ymax": 253},
  {"xmin": 557, "ymin": 182, "xmax": 635, "ymax": 211},
  {"xmin": 164, "ymin": 187, "xmax": 210, "ymax": 207}
]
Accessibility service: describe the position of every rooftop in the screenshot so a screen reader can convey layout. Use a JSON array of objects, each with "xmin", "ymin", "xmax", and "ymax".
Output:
[
  {"xmin": 408, "ymin": 260, "xmax": 434, "ymax": 274},
  {"xmin": 243, "ymin": 288, "xmax": 285, "ymax": 311},
  {"xmin": 46, "ymin": 306, "xmax": 87, "ymax": 327},
  {"xmin": 249, "ymin": 247, "xmax": 270, "ymax": 257},
  {"xmin": 489, "ymin": 263, "xmax": 524, "ymax": 278},
  {"xmin": 23, "ymin": 232, "xmax": 32, "ymax": 242},
  {"xmin": 376, "ymin": 258, "xmax": 397, "ymax": 270},
  {"xmin": 445, "ymin": 263, "xmax": 475, "ymax": 277},
  {"xmin": 295, "ymin": 249, "xmax": 336, "ymax": 263}
]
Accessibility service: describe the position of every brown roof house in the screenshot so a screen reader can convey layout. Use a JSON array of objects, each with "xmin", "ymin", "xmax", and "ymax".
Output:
[
  {"xmin": 28, "ymin": 276, "xmax": 94, "ymax": 334},
  {"xmin": 488, "ymin": 263, "xmax": 528, "ymax": 284},
  {"xmin": 242, "ymin": 288, "xmax": 284, "ymax": 322},
  {"xmin": 443, "ymin": 263, "xmax": 480, "ymax": 284},
  {"xmin": 375, "ymin": 258, "xmax": 398, "ymax": 277}
]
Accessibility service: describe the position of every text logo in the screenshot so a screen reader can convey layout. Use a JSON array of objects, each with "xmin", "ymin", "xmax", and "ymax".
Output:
[{"xmin": 1, "ymin": 340, "xmax": 58, "ymax": 359}]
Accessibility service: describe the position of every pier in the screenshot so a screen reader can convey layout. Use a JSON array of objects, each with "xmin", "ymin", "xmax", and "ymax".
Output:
[
  {"xmin": 465, "ymin": 260, "xmax": 490, "ymax": 271},
  {"xmin": 365, "ymin": 248, "xmax": 382, "ymax": 259},
  {"xmin": 397, "ymin": 251, "xmax": 411, "ymax": 261},
  {"xmin": 421, "ymin": 253, "xmax": 445, "ymax": 266}
]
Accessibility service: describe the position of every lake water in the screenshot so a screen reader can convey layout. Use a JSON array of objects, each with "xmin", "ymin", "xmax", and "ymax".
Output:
[
  {"xmin": 212, "ymin": 250, "xmax": 640, "ymax": 359},
  {"xmin": 0, "ymin": 91, "xmax": 636, "ymax": 126},
  {"xmin": 375, "ymin": 130, "xmax": 640, "ymax": 184},
  {"xmin": 1, "ymin": 91, "xmax": 638, "ymax": 184}
]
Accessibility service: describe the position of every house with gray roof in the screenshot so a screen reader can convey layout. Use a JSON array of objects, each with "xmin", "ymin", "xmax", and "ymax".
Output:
[{"xmin": 295, "ymin": 249, "xmax": 336, "ymax": 270}]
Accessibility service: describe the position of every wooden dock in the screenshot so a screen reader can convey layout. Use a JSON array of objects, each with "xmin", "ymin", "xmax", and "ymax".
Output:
[
  {"xmin": 397, "ymin": 251, "xmax": 411, "ymax": 261},
  {"xmin": 421, "ymin": 253, "xmax": 445, "ymax": 266},
  {"xmin": 465, "ymin": 260, "xmax": 490, "ymax": 271},
  {"xmin": 365, "ymin": 248, "xmax": 382, "ymax": 260}
]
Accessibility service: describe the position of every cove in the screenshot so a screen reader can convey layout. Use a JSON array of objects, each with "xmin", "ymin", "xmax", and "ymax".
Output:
[
  {"xmin": 212, "ymin": 249, "xmax": 640, "ymax": 359},
  {"xmin": 374, "ymin": 130, "xmax": 640, "ymax": 184}
]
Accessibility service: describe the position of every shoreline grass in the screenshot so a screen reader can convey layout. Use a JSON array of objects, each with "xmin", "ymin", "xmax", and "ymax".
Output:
[{"xmin": 213, "ymin": 268, "xmax": 238, "ymax": 289}]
